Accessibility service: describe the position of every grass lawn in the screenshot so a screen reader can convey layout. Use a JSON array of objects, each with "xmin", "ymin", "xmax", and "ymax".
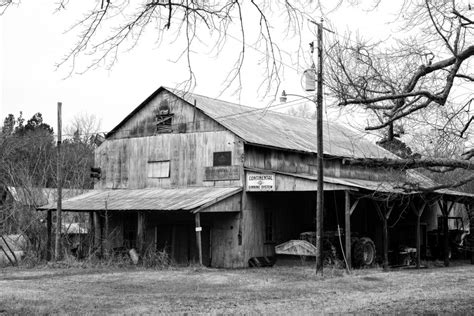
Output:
[{"xmin": 0, "ymin": 261, "xmax": 473, "ymax": 314}]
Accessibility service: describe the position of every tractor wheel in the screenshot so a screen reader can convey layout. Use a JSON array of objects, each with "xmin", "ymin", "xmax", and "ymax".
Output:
[{"xmin": 352, "ymin": 237, "xmax": 376, "ymax": 267}]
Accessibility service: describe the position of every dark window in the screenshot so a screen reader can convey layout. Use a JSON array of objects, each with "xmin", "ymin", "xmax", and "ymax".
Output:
[
  {"xmin": 213, "ymin": 151, "xmax": 232, "ymax": 166},
  {"xmin": 264, "ymin": 210, "xmax": 274, "ymax": 243},
  {"xmin": 123, "ymin": 214, "xmax": 137, "ymax": 248}
]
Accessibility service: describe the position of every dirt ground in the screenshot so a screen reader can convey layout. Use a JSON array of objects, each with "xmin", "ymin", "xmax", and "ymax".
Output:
[{"xmin": 0, "ymin": 261, "xmax": 473, "ymax": 314}]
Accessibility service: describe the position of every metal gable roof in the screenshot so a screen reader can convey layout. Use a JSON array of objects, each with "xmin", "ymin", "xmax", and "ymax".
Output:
[
  {"xmin": 106, "ymin": 86, "xmax": 398, "ymax": 159},
  {"xmin": 168, "ymin": 88, "xmax": 398, "ymax": 159},
  {"xmin": 7, "ymin": 187, "xmax": 91, "ymax": 207},
  {"xmin": 37, "ymin": 187, "xmax": 242, "ymax": 212}
]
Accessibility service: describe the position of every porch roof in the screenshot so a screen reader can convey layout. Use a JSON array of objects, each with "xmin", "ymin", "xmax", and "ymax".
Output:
[
  {"xmin": 37, "ymin": 187, "xmax": 242, "ymax": 212},
  {"xmin": 244, "ymin": 167, "xmax": 474, "ymax": 203},
  {"xmin": 326, "ymin": 174, "xmax": 474, "ymax": 202}
]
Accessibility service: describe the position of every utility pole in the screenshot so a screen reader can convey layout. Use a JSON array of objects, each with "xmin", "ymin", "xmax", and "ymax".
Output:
[
  {"xmin": 281, "ymin": 18, "xmax": 326, "ymax": 274},
  {"xmin": 55, "ymin": 102, "xmax": 62, "ymax": 261},
  {"xmin": 315, "ymin": 18, "xmax": 324, "ymax": 275}
]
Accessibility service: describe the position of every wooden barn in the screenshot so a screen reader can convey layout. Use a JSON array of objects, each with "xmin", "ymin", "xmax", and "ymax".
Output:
[{"xmin": 39, "ymin": 87, "xmax": 474, "ymax": 268}]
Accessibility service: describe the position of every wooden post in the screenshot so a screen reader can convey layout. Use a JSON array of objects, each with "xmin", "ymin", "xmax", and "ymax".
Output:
[
  {"xmin": 468, "ymin": 204, "xmax": 474, "ymax": 265},
  {"xmin": 442, "ymin": 201, "xmax": 450, "ymax": 267},
  {"xmin": 46, "ymin": 210, "xmax": 52, "ymax": 261},
  {"xmin": 443, "ymin": 208, "xmax": 449, "ymax": 267},
  {"xmin": 89, "ymin": 211, "xmax": 95, "ymax": 256},
  {"xmin": 104, "ymin": 209, "xmax": 109, "ymax": 257},
  {"xmin": 438, "ymin": 200, "xmax": 455, "ymax": 267},
  {"xmin": 344, "ymin": 191, "xmax": 351, "ymax": 269},
  {"xmin": 93, "ymin": 211, "xmax": 101, "ymax": 256},
  {"xmin": 55, "ymin": 101, "xmax": 62, "ymax": 261},
  {"xmin": 375, "ymin": 202, "xmax": 392, "ymax": 271},
  {"xmin": 137, "ymin": 212, "xmax": 146, "ymax": 255},
  {"xmin": 315, "ymin": 19, "xmax": 324, "ymax": 275},
  {"xmin": 382, "ymin": 215, "xmax": 388, "ymax": 270},
  {"xmin": 195, "ymin": 212, "xmax": 203, "ymax": 265},
  {"xmin": 416, "ymin": 211, "xmax": 421, "ymax": 268},
  {"xmin": 411, "ymin": 202, "xmax": 426, "ymax": 269}
]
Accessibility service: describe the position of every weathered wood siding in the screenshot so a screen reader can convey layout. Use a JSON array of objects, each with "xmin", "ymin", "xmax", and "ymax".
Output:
[
  {"xmin": 244, "ymin": 145, "xmax": 392, "ymax": 181},
  {"xmin": 109, "ymin": 90, "xmax": 225, "ymax": 139},
  {"xmin": 207, "ymin": 212, "xmax": 243, "ymax": 267},
  {"xmin": 95, "ymin": 131, "xmax": 244, "ymax": 189}
]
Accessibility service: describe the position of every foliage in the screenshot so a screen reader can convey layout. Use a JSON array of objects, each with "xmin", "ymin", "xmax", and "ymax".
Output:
[{"xmin": 0, "ymin": 111, "xmax": 100, "ymax": 263}]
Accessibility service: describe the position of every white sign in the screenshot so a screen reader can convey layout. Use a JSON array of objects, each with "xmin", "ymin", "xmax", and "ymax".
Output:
[{"xmin": 246, "ymin": 173, "xmax": 275, "ymax": 191}]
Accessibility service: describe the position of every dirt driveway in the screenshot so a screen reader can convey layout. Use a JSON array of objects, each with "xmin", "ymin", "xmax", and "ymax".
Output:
[{"xmin": 0, "ymin": 262, "xmax": 473, "ymax": 314}]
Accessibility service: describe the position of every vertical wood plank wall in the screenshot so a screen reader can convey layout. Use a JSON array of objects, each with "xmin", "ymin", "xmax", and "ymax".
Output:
[
  {"xmin": 109, "ymin": 91, "xmax": 225, "ymax": 140},
  {"xmin": 244, "ymin": 145, "xmax": 395, "ymax": 181},
  {"xmin": 95, "ymin": 131, "xmax": 244, "ymax": 189}
]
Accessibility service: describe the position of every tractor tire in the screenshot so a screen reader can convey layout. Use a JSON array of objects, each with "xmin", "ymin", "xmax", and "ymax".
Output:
[{"xmin": 352, "ymin": 237, "xmax": 376, "ymax": 267}]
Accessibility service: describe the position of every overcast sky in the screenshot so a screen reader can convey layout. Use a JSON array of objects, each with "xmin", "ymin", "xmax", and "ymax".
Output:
[{"xmin": 0, "ymin": 1, "xmax": 398, "ymax": 136}]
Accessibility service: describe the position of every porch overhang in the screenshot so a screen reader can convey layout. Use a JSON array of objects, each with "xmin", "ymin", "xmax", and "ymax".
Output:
[{"xmin": 37, "ymin": 187, "xmax": 243, "ymax": 213}]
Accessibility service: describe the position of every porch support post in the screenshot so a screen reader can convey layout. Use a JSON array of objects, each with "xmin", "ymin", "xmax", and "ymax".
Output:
[
  {"xmin": 89, "ymin": 211, "xmax": 95, "ymax": 256},
  {"xmin": 344, "ymin": 191, "xmax": 351, "ymax": 269},
  {"xmin": 468, "ymin": 204, "xmax": 474, "ymax": 264},
  {"xmin": 104, "ymin": 210, "xmax": 110, "ymax": 257},
  {"xmin": 137, "ymin": 211, "xmax": 146, "ymax": 256},
  {"xmin": 375, "ymin": 202, "xmax": 393, "ymax": 271},
  {"xmin": 93, "ymin": 211, "xmax": 101, "ymax": 256},
  {"xmin": 46, "ymin": 210, "xmax": 52, "ymax": 261},
  {"xmin": 438, "ymin": 200, "xmax": 455, "ymax": 267},
  {"xmin": 195, "ymin": 212, "xmax": 203, "ymax": 265},
  {"xmin": 443, "ymin": 204, "xmax": 449, "ymax": 267},
  {"xmin": 411, "ymin": 201, "xmax": 427, "ymax": 269},
  {"xmin": 416, "ymin": 211, "xmax": 421, "ymax": 268}
]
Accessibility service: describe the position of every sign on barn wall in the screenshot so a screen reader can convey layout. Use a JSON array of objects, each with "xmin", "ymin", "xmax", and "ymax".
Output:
[
  {"xmin": 204, "ymin": 166, "xmax": 241, "ymax": 181},
  {"xmin": 246, "ymin": 173, "xmax": 275, "ymax": 191}
]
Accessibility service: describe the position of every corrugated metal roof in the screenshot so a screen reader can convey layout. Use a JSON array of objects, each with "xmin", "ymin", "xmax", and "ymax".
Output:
[
  {"xmin": 169, "ymin": 88, "xmax": 398, "ymax": 159},
  {"xmin": 7, "ymin": 187, "xmax": 91, "ymax": 207},
  {"xmin": 106, "ymin": 86, "xmax": 397, "ymax": 159},
  {"xmin": 326, "ymin": 172, "xmax": 474, "ymax": 200},
  {"xmin": 38, "ymin": 187, "xmax": 242, "ymax": 212},
  {"xmin": 249, "ymin": 169, "xmax": 474, "ymax": 200}
]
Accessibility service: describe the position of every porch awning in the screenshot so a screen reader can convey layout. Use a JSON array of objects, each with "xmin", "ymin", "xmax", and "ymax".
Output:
[
  {"xmin": 37, "ymin": 187, "xmax": 242, "ymax": 212},
  {"xmin": 325, "ymin": 174, "xmax": 474, "ymax": 202}
]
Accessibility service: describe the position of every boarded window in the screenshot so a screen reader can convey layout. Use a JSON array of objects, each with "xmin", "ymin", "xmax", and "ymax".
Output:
[
  {"xmin": 147, "ymin": 160, "xmax": 170, "ymax": 178},
  {"xmin": 264, "ymin": 210, "xmax": 274, "ymax": 243},
  {"xmin": 155, "ymin": 115, "xmax": 173, "ymax": 133},
  {"xmin": 213, "ymin": 151, "xmax": 232, "ymax": 166},
  {"xmin": 155, "ymin": 99, "xmax": 173, "ymax": 133}
]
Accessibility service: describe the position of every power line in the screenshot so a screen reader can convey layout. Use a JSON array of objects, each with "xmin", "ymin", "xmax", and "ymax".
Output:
[{"xmin": 1, "ymin": 96, "xmax": 311, "ymax": 140}]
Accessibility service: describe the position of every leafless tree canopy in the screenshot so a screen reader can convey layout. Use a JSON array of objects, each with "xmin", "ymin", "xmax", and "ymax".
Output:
[
  {"xmin": 326, "ymin": 1, "xmax": 473, "ymax": 140},
  {"xmin": 49, "ymin": 0, "xmax": 334, "ymax": 95}
]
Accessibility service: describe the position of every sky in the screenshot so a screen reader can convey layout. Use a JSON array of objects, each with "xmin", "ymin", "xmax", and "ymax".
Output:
[{"xmin": 0, "ymin": 1, "xmax": 399, "ymax": 137}]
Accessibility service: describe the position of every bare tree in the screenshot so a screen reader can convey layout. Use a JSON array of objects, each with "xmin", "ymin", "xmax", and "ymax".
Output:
[
  {"xmin": 286, "ymin": 102, "xmax": 316, "ymax": 119},
  {"xmin": 1, "ymin": 1, "xmax": 348, "ymax": 97},
  {"xmin": 324, "ymin": 1, "xmax": 474, "ymax": 189},
  {"xmin": 64, "ymin": 112, "xmax": 102, "ymax": 144}
]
